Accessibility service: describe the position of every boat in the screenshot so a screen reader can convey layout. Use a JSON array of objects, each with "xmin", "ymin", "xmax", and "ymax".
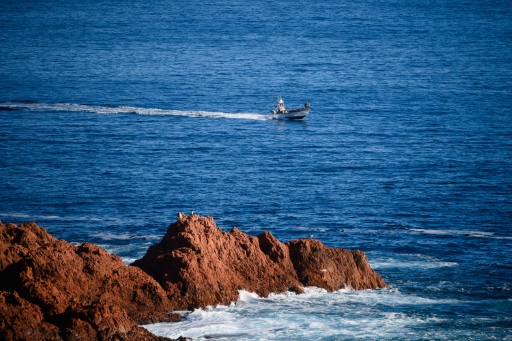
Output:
[{"xmin": 269, "ymin": 96, "xmax": 310, "ymax": 120}]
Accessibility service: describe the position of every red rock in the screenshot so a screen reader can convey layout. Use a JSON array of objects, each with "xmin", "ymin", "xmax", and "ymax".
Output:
[
  {"xmin": 0, "ymin": 221, "xmax": 179, "ymax": 341},
  {"xmin": 132, "ymin": 214, "xmax": 301, "ymax": 309},
  {"xmin": 133, "ymin": 213, "xmax": 386, "ymax": 309},
  {"xmin": 286, "ymin": 239, "xmax": 386, "ymax": 290},
  {"xmin": 0, "ymin": 214, "xmax": 386, "ymax": 340},
  {"xmin": 0, "ymin": 290, "xmax": 61, "ymax": 340}
]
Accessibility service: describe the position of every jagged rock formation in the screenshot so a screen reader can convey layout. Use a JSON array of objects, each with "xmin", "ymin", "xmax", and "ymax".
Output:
[
  {"xmin": 0, "ymin": 221, "xmax": 179, "ymax": 341},
  {"xmin": 0, "ymin": 214, "xmax": 386, "ymax": 340},
  {"xmin": 287, "ymin": 239, "xmax": 386, "ymax": 290},
  {"xmin": 132, "ymin": 213, "xmax": 386, "ymax": 310}
]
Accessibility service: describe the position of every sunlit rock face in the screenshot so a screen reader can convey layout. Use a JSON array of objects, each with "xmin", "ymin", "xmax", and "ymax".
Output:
[
  {"xmin": 0, "ymin": 221, "xmax": 179, "ymax": 341},
  {"xmin": 133, "ymin": 213, "xmax": 386, "ymax": 309}
]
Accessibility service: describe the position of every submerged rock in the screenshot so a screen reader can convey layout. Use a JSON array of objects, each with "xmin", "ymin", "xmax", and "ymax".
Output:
[
  {"xmin": 0, "ymin": 221, "xmax": 179, "ymax": 341},
  {"xmin": 133, "ymin": 213, "xmax": 386, "ymax": 310}
]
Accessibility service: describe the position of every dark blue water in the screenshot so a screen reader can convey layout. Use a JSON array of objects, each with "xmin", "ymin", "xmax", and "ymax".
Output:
[{"xmin": 1, "ymin": 0, "xmax": 511, "ymax": 339}]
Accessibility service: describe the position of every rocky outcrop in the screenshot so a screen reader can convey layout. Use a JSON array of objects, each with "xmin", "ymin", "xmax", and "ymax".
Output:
[
  {"xmin": 132, "ymin": 215, "xmax": 302, "ymax": 309},
  {"xmin": 0, "ymin": 221, "xmax": 179, "ymax": 341},
  {"xmin": 0, "ymin": 214, "xmax": 386, "ymax": 340},
  {"xmin": 287, "ymin": 239, "xmax": 386, "ymax": 290},
  {"xmin": 133, "ymin": 213, "xmax": 386, "ymax": 310}
]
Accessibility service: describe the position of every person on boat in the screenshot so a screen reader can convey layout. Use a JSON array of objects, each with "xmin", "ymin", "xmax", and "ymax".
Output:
[{"xmin": 276, "ymin": 97, "xmax": 286, "ymax": 113}]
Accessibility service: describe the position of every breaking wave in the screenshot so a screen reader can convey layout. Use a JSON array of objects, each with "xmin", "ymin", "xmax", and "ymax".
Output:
[{"xmin": 142, "ymin": 288, "xmax": 466, "ymax": 341}]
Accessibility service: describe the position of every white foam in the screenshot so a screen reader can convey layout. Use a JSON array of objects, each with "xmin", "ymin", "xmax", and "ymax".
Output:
[
  {"xmin": 0, "ymin": 212, "xmax": 31, "ymax": 219},
  {"xmin": 142, "ymin": 288, "xmax": 457, "ymax": 340},
  {"xmin": 410, "ymin": 228, "xmax": 494, "ymax": 238},
  {"xmin": 237, "ymin": 290, "xmax": 262, "ymax": 303},
  {"xmin": 91, "ymin": 232, "xmax": 137, "ymax": 241},
  {"xmin": 0, "ymin": 212, "xmax": 128, "ymax": 225},
  {"xmin": 120, "ymin": 257, "xmax": 139, "ymax": 265},
  {"xmin": 0, "ymin": 212, "xmax": 67, "ymax": 222},
  {"xmin": 1, "ymin": 102, "xmax": 269, "ymax": 121},
  {"xmin": 409, "ymin": 228, "xmax": 512, "ymax": 240},
  {"xmin": 372, "ymin": 259, "xmax": 458, "ymax": 270},
  {"xmin": 371, "ymin": 253, "xmax": 459, "ymax": 270}
]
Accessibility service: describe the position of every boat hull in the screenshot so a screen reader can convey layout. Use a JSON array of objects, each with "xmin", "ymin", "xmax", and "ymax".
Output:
[{"xmin": 269, "ymin": 108, "xmax": 310, "ymax": 120}]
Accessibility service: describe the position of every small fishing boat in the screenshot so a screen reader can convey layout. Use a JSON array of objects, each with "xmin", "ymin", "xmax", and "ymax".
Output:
[{"xmin": 269, "ymin": 96, "xmax": 310, "ymax": 120}]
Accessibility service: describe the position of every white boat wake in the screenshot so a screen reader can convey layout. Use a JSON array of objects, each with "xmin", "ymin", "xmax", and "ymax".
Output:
[{"xmin": 0, "ymin": 101, "xmax": 269, "ymax": 121}]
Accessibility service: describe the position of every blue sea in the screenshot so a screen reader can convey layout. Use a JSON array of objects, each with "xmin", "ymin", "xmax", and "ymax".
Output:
[{"xmin": 1, "ymin": 0, "xmax": 511, "ymax": 339}]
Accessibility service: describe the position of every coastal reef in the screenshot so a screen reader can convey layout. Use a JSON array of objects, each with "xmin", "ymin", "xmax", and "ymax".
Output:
[
  {"xmin": 0, "ymin": 214, "xmax": 385, "ymax": 340},
  {"xmin": 132, "ymin": 213, "xmax": 386, "ymax": 309}
]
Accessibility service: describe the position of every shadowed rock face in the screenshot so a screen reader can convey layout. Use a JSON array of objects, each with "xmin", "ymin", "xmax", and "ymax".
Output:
[
  {"xmin": 133, "ymin": 213, "xmax": 386, "ymax": 310},
  {"xmin": 0, "ymin": 221, "xmax": 179, "ymax": 341},
  {"xmin": 286, "ymin": 239, "xmax": 386, "ymax": 290}
]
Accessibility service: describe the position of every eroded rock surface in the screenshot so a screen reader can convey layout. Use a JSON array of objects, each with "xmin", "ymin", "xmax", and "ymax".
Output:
[
  {"xmin": 132, "ymin": 215, "xmax": 301, "ymax": 309},
  {"xmin": 133, "ymin": 213, "xmax": 386, "ymax": 309},
  {"xmin": 0, "ymin": 214, "xmax": 386, "ymax": 340},
  {"xmin": 287, "ymin": 239, "xmax": 386, "ymax": 290},
  {"xmin": 0, "ymin": 221, "xmax": 179, "ymax": 341}
]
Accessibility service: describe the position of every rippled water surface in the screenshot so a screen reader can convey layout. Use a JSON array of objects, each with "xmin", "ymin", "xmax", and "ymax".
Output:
[{"xmin": 1, "ymin": 0, "xmax": 511, "ymax": 339}]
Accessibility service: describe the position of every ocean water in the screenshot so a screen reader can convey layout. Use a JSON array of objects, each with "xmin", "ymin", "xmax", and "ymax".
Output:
[{"xmin": 1, "ymin": 0, "xmax": 511, "ymax": 340}]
